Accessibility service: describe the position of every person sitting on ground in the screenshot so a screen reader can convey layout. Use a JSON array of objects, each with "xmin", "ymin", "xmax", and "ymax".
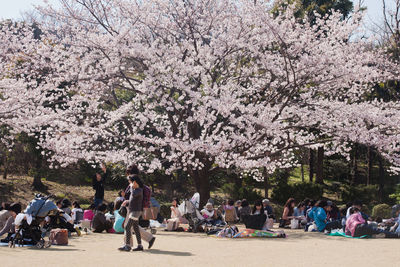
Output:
[
  {"xmin": 115, "ymin": 190, "xmax": 125, "ymax": 204},
  {"xmin": 56, "ymin": 199, "xmax": 74, "ymax": 224},
  {"xmin": 327, "ymin": 203, "xmax": 341, "ymax": 221},
  {"xmin": 167, "ymin": 198, "xmax": 182, "ymax": 231},
  {"xmin": 346, "ymin": 200, "xmax": 369, "ymax": 220},
  {"xmin": 71, "ymin": 201, "xmax": 83, "ymax": 224},
  {"xmin": 239, "ymin": 199, "xmax": 251, "ymax": 222},
  {"xmin": 0, "ymin": 203, "xmax": 21, "ymax": 237},
  {"xmin": 201, "ymin": 202, "xmax": 217, "ymax": 223},
  {"xmin": 92, "ymin": 203, "xmax": 113, "ymax": 233},
  {"xmin": 0, "ymin": 202, "xmax": 10, "ymax": 212},
  {"xmin": 346, "ymin": 207, "xmax": 399, "ymax": 238},
  {"xmin": 308, "ymin": 200, "xmax": 341, "ymax": 233},
  {"xmin": 388, "ymin": 208, "xmax": 400, "ymax": 235},
  {"xmin": 83, "ymin": 204, "xmax": 96, "ymax": 221},
  {"xmin": 262, "ymin": 199, "xmax": 274, "ymax": 219},
  {"xmin": 105, "ymin": 202, "xmax": 115, "ymax": 221},
  {"xmin": 294, "ymin": 201, "xmax": 307, "ymax": 227},
  {"xmin": 252, "ymin": 200, "xmax": 265, "ymax": 215},
  {"xmin": 113, "ymin": 200, "xmax": 125, "ymax": 234},
  {"xmin": 293, "ymin": 202, "xmax": 306, "ymax": 217},
  {"xmin": 234, "ymin": 200, "xmax": 241, "ymax": 218},
  {"xmin": 224, "ymin": 200, "xmax": 239, "ymax": 223},
  {"xmin": 61, "ymin": 199, "xmax": 72, "ymax": 216},
  {"xmin": 280, "ymin": 198, "xmax": 296, "ymax": 228}
]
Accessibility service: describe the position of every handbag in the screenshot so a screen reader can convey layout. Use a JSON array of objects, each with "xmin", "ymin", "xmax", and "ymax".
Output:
[{"xmin": 118, "ymin": 206, "xmax": 127, "ymax": 218}]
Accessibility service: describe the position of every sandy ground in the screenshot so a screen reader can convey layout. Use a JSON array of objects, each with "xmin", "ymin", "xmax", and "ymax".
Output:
[{"xmin": 1, "ymin": 226, "xmax": 400, "ymax": 267}]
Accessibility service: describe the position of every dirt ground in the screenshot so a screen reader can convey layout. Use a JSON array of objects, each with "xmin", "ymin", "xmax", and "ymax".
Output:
[{"xmin": 1, "ymin": 226, "xmax": 400, "ymax": 267}]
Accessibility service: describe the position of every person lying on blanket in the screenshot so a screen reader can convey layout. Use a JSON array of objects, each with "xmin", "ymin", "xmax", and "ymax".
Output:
[{"xmin": 346, "ymin": 207, "xmax": 400, "ymax": 238}]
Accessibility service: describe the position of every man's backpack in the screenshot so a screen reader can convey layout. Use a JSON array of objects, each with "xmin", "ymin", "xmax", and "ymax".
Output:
[{"xmin": 142, "ymin": 185, "xmax": 151, "ymax": 209}]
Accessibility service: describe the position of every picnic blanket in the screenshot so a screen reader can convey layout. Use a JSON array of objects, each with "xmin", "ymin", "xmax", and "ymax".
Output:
[
  {"xmin": 0, "ymin": 242, "xmax": 33, "ymax": 247},
  {"xmin": 233, "ymin": 229, "xmax": 286, "ymax": 238},
  {"xmin": 327, "ymin": 231, "xmax": 369, "ymax": 239}
]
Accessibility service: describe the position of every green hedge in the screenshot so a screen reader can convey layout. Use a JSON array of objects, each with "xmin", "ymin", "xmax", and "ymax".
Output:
[
  {"xmin": 371, "ymin": 204, "xmax": 391, "ymax": 219},
  {"xmin": 341, "ymin": 185, "xmax": 379, "ymax": 204},
  {"xmin": 271, "ymin": 182, "xmax": 324, "ymax": 205}
]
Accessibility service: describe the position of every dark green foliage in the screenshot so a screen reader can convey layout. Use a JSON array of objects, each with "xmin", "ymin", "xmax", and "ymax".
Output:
[
  {"xmin": 220, "ymin": 182, "xmax": 263, "ymax": 203},
  {"xmin": 271, "ymin": 182, "xmax": 324, "ymax": 204},
  {"xmin": 160, "ymin": 205, "xmax": 171, "ymax": 219},
  {"xmin": 371, "ymin": 204, "xmax": 392, "ymax": 219},
  {"xmin": 340, "ymin": 184, "xmax": 395, "ymax": 205}
]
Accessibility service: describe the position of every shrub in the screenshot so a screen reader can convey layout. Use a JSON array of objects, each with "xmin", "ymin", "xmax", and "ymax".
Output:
[
  {"xmin": 220, "ymin": 182, "xmax": 263, "ymax": 203},
  {"xmin": 341, "ymin": 185, "xmax": 379, "ymax": 204},
  {"xmin": 270, "ymin": 203, "xmax": 284, "ymax": 219},
  {"xmin": 271, "ymin": 182, "xmax": 324, "ymax": 205},
  {"xmin": 371, "ymin": 204, "xmax": 391, "ymax": 219}
]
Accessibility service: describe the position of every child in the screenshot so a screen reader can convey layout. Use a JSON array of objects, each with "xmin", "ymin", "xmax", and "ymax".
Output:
[
  {"xmin": 92, "ymin": 204, "xmax": 113, "ymax": 233},
  {"xmin": 105, "ymin": 202, "xmax": 115, "ymax": 221},
  {"xmin": 114, "ymin": 190, "xmax": 125, "ymax": 204},
  {"xmin": 71, "ymin": 201, "xmax": 83, "ymax": 224},
  {"xmin": 113, "ymin": 200, "xmax": 125, "ymax": 233}
]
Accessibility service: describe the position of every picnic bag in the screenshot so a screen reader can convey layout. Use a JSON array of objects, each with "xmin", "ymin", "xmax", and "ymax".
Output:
[
  {"xmin": 290, "ymin": 219, "xmax": 299, "ymax": 229},
  {"xmin": 49, "ymin": 228, "xmax": 68, "ymax": 245}
]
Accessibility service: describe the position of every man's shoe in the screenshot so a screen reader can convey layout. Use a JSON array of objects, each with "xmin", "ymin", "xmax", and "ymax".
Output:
[
  {"xmin": 132, "ymin": 245, "xmax": 144, "ymax": 252},
  {"xmin": 148, "ymin": 237, "xmax": 156, "ymax": 249},
  {"xmin": 118, "ymin": 245, "xmax": 131, "ymax": 251}
]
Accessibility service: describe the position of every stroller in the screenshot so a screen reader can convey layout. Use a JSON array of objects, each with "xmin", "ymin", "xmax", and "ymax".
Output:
[
  {"xmin": 9, "ymin": 194, "xmax": 58, "ymax": 248},
  {"xmin": 178, "ymin": 193, "xmax": 207, "ymax": 233}
]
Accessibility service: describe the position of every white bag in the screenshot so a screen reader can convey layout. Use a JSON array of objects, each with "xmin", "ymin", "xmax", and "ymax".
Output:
[{"xmin": 290, "ymin": 219, "xmax": 299, "ymax": 229}]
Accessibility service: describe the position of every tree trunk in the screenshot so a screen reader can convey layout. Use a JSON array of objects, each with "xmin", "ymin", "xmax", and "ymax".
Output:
[
  {"xmin": 316, "ymin": 146, "xmax": 324, "ymax": 184},
  {"xmin": 263, "ymin": 167, "xmax": 269, "ymax": 198},
  {"xmin": 378, "ymin": 156, "xmax": 385, "ymax": 202},
  {"xmin": 32, "ymin": 156, "xmax": 45, "ymax": 190},
  {"xmin": 309, "ymin": 148, "xmax": 314, "ymax": 182},
  {"xmin": 191, "ymin": 169, "xmax": 211, "ymax": 208},
  {"xmin": 366, "ymin": 146, "xmax": 373, "ymax": 185},
  {"xmin": 2, "ymin": 153, "xmax": 8, "ymax": 179},
  {"xmin": 300, "ymin": 162, "xmax": 304, "ymax": 182},
  {"xmin": 351, "ymin": 143, "xmax": 359, "ymax": 185}
]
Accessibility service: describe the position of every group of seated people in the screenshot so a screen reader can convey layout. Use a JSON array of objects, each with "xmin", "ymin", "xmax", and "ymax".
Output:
[
  {"xmin": 3, "ymin": 193, "xmax": 400, "ymax": 240},
  {"xmin": 278, "ymin": 197, "xmax": 400, "ymax": 238},
  {"xmin": 163, "ymin": 197, "xmax": 276, "ymax": 232}
]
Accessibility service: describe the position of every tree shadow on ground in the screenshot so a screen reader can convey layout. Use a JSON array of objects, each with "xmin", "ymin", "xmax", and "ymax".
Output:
[{"xmin": 144, "ymin": 249, "xmax": 193, "ymax": 256}]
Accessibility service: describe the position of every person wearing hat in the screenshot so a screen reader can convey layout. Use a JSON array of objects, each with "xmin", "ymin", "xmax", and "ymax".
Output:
[
  {"xmin": 201, "ymin": 203, "xmax": 217, "ymax": 224},
  {"xmin": 262, "ymin": 199, "xmax": 275, "ymax": 219},
  {"xmin": 307, "ymin": 200, "xmax": 341, "ymax": 232},
  {"xmin": 0, "ymin": 203, "xmax": 21, "ymax": 237}
]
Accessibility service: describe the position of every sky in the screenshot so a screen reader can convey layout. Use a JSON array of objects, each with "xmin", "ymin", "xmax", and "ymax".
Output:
[{"xmin": 0, "ymin": 0, "xmax": 393, "ymax": 27}]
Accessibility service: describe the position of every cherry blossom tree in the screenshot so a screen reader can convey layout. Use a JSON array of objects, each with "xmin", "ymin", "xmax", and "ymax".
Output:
[{"xmin": 1, "ymin": 0, "xmax": 400, "ymax": 203}]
